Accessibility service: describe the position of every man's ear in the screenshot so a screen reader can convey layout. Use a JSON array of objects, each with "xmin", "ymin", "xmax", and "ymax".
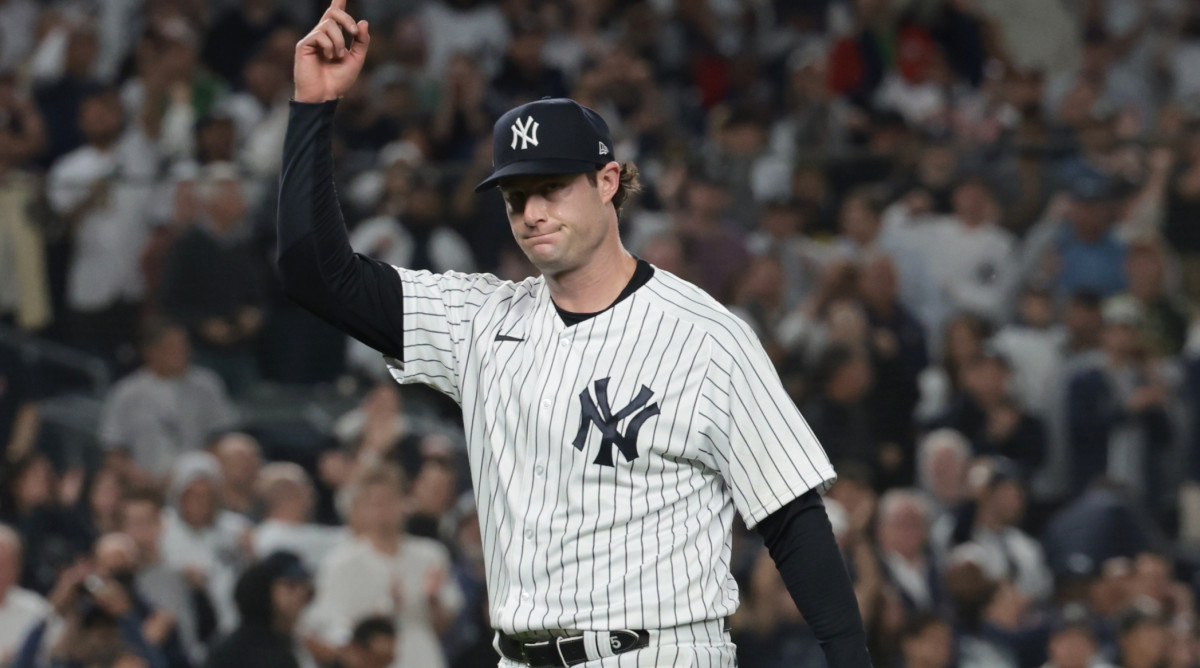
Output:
[{"xmin": 596, "ymin": 162, "xmax": 621, "ymax": 204}]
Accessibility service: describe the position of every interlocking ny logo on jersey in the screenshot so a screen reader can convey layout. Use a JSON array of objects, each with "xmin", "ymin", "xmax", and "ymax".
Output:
[
  {"xmin": 511, "ymin": 116, "xmax": 539, "ymax": 150},
  {"xmin": 572, "ymin": 377, "xmax": 660, "ymax": 467}
]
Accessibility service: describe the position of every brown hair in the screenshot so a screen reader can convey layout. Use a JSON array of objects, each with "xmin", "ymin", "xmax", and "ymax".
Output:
[{"xmin": 586, "ymin": 162, "xmax": 642, "ymax": 216}]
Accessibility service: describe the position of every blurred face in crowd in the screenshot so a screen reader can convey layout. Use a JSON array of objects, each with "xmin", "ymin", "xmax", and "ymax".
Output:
[
  {"xmin": 1065, "ymin": 299, "xmax": 1103, "ymax": 350},
  {"xmin": 405, "ymin": 183, "xmax": 444, "ymax": 228},
  {"xmin": 15, "ymin": 456, "xmax": 54, "ymax": 511},
  {"xmin": 839, "ymin": 196, "xmax": 879, "ymax": 246},
  {"xmin": 270, "ymin": 577, "xmax": 313, "ymax": 630},
  {"xmin": 952, "ymin": 180, "xmax": 996, "ymax": 227},
  {"xmin": 0, "ymin": 529, "xmax": 20, "ymax": 596},
  {"xmin": 1018, "ymin": 291, "xmax": 1055, "ymax": 329},
  {"xmin": 214, "ymin": 434, "xmax": 262, "ymax": 493},
  {"xmin": 1120, "ymin": 618, "xmax": 1168, "ymax": 668},
  {"xmin": 945, "ymin": 317, "xmax": 984, "ymax": 366},
  {"xmin": 412, "ymin": 460, "xmax": 457, "ymax": 518},
  {"xmin": 94, "ymin": 533, "xmax": 138, "ymax": 578},
  {"xmin": 720, "ymin": 120, "xmax": 767, "ymax": 157},
  {"xmin": 828, "ymin": 349, "xmax": 872, "ymax": 402},
  {"xmin": 1125, "ymin": 244, "xmax": 1165, "ymax": 299},
  {"xmin": 500, "ymin": 165, "xmax": 620, "ymax": 276},
  {"xmin": 925, "ymin": 439, "xmax": 967, "ymax": 505},
  {"xmin": 827, "ymin": 298, "xmax": 869, "ymax": 345},
  {"xmin": 792, "ymin": 167, "xmax": 828, "ymax": 205},
  {"xmin": 1102, "ymin": 322, "xmax": 1141, "ymax": 360},
  {"xmin": 917, "ymin": 144, "xmax": 957, "ymax": 190},
  {"xmin": 509, "ymin": 29, "xmax": 545, "ymax": 72},
  {"xmin": 1132, "ymin": 553, "xmax": 1171, "ymax": 605},
  {"xmin": 640, "ymin": 233, "xmax": 686, "ymax": 275},
  {"xmin": 738, "ymin": 255, "xmax": 785, "ymax": 306},
  {"xmin": 858, "ymin": 255, "xmax": 898, "ymax": 310},
  {"xmin": 89, "ymin": 468, "xmax": 124, "ymax": 521},
  {"xmin": 353, "ymin": 481, "xmax": 406, "ymax": 537},
  {"xmin": 145, "ymin": 326, "xmax": 191, "ymax": 378},
  {"xmin": 196, "ymin": 117, "xmax": 235, "ymax": 163},
  {"xmin": 244, "ymin": 56, "xmax": 287, "ymax": 104},
  {"xmin": 79, "ymin": 92, "xmax": 125, "ymax": 148},
  {"xmin": 120, "ymin": 499, "xmax": 163, "ymax": 560},
  {"xmin": 963, "ymin": 356, "xmax": 1009, "ymax": 405},
  {"xmin": 982, "ymin": 479, "xmax": 1025, "ymax": 527},
  {"xmin": 901, "ymin": 619, "xmax": 953, "ymax": 668},
  {"xmin": 348, "ymin": 630, "xmax": 397, "ymax": 668},
  {"xmin": 760, "ymin": 204, "xmax": 804, "ymax": 240},
  {"xmin": 179, "ymin": 478, "xmax": 218, "ymax": 529},
  {"xmin": 1068, "ymin": 198, "xmax": 1113, "ymax": 242},
  {"xmin": 204, "ymin": 178, "xmax": 247, "ymax": 232},
  {"xmin": 877, "ymin": 497, "xmax": 928, "ymax": 561},
  {"xmin": 1048, "ymin": 627, "xmax": 1097, "ymax": 668},
  {"xmin": 65, "ymin": 30, "xmax": 99, "ymax": 78},
  {"xmin": 684, "ymin": 179, "xmax": 728, "ymax": 220}
]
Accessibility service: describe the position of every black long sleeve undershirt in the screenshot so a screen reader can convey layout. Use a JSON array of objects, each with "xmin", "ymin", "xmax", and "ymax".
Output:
[
  {"xmin": 756, "ymin": 491, "xmax": 874, "ymax": 667},
  {"xmin": 276, "ymin": 100, "xmax": 407, "ymax": 360}
]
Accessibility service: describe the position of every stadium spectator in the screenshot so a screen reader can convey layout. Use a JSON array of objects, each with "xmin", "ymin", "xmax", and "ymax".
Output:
[
  {"xmin": 947, "ymin": 459, "xmax": 1054, "ymax": 603},
  {"xmin": 1065, "ymin": 296, "xmax": 1175, "ymax": 502},
  {"xmin": 99, "ymin": 319, "xmax": 238, "ymax": 482},
  {"xmin": 210, "ymin": 433, "xmax": 263, "ymax": 519},
  {"xmin": 46, "ymin": 86, "xmax": 158, "ymax": 365},
  {"xmin": 0, "ymin": 525, "xmax": 49, "ymax": 665},
  {"xmin": 160, "ymin": 452, "xmax": 252, "ymax": 634},
  {"xmin": 875, "ymin": 489, "xmax": 942, "ymax": 614},
  {"xmin": 159, "ymin": 163, "xmax": 265, "ymax": 396},
  {"xmin": 929, "ymin": 348, "xmax": 1047, "ymax": 476},
  {"xmin": 203, "ymin": 551, "xmax": 312, "ymax": 668},
  {"xmin": 339, "ymin": 616, "xmax": 397, "ymax": 668},
  {"xmin": 251, "ymin": 462, "xmax": 344, "ymax": 570},
  {"xmin": 306, "ymin": 464, "xmax": 462, "ymax": 668},
  {"xmin": 119, "ymin": 488, "xmax": 217, "ymax": 667}
]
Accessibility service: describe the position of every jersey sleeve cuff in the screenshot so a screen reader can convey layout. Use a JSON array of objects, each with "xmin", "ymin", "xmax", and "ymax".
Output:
[{"xmin": 740, "ymin": 465, "xmax": 838, "ymax": 530}]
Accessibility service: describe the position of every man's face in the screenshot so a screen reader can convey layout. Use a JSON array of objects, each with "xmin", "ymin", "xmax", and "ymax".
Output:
[
  {"xmin": 354, "ymin": 483, "xmax": 405, "ymax": 535},
  {"xmin": 146, "ymin": 328, "xmax": 191, "ymax": 377},
  {"xmin": 1048, "ymin": 628, "xmax": 1096, "ymax": 668},
  {"xmin": 179, "ymin": 479, "xmax": 218, "ymax": 528},
  {"xmin": 120, "ymin": 501, "xmax": 162, "ymax": 557},
  {"xmin": 501, "ymin": 170, "xmax": 612, "ymax": 276},
  {"xmin": 363, "ymin": 634, "xmax": 397, "ymax": 668}
]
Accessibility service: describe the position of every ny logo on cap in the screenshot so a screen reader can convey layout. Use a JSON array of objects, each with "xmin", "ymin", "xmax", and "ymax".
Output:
[{"xmin": 510, "ymin": 116, "xmax": 539, "ymax": 150}]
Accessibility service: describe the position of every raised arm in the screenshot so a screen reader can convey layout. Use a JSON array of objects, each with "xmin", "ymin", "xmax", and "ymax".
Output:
[{"xmin": 277, "ymin": 2, "xmax": 408, "ymax": 359}]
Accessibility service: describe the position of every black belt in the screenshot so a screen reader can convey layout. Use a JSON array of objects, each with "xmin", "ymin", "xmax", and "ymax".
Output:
[{"xmin": 497, "ymin": 629, "xmax": 650, "ymax": 667}]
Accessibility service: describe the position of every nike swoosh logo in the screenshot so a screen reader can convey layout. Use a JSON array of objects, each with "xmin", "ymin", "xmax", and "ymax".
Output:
[{"xmin": 495, "ymin": 333, "xmax": 525, "ymax": 342}]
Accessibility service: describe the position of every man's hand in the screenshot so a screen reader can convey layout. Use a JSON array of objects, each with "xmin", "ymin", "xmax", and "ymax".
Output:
[{"xmin": 294, "ymin": 0, "xmax": 371, "ymax": 103}]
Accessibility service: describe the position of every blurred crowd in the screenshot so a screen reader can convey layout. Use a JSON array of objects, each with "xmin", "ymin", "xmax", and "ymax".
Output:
[{"xmin": 6, "ymin": 0, "xmax": 1200, "ymax": 667}]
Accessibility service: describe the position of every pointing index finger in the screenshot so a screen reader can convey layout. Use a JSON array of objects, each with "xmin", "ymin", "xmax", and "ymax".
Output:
[{"xmin": 328, "ymin": 0, "xmax": 346, "ymax": 12}]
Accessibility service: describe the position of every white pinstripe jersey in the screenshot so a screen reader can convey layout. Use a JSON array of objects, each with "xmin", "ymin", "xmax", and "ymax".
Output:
[{"xmin": 385, "ymin": 265, "xmax": 837, "ymax": 634}]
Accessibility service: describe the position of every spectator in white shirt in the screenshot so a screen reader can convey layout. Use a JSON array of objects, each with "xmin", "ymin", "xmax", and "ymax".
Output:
[
  {"xmin": 119, "ymin": 488, "xmax": 216, "ymax": 666},
  {"xmin": 252, "ymin": 463, "xmax": 345, "ymax": 572},
  {"xmin": 306, "ymin": 464, "xmax": 463, "ymax": 668},
  {"xmin": 160, "ymin": 452, "xmax": 253, "ymax": 634},
  {"xmin": 0, "ymin": 524, "xmax": 50, "ymax": 666},
  {"xmin": 919, "ymin": 176, "xmax": 1019, "ymax": 335},
  {"xmin": 46, "ymin": 87, "xmax": 159, "ymax": 364}
]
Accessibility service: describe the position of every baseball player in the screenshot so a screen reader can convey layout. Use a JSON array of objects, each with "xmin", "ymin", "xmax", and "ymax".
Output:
[{"xmin": 278, "ymin": 2, "xmax": 873, "ymax": 666}]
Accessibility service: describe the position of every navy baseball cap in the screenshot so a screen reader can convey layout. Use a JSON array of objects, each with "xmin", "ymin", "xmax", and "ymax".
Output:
[{"xmin": 474, "ymin": 97, "xmax": 615, "ymax": 192}]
